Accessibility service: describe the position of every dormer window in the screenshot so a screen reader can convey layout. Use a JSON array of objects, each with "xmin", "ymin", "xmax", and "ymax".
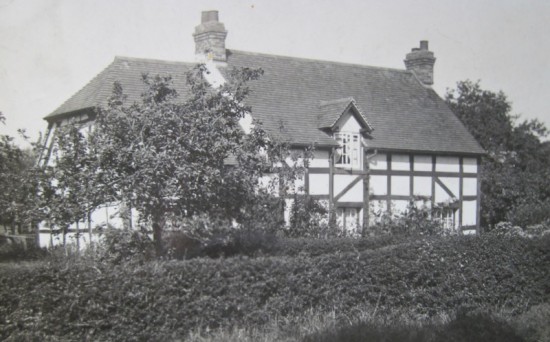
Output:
[
  {"xmin": 318, "ymin": 97, "xmax": 372, "ymax": 171},
  {"xmin": 334, "ymin": 132, "xmax": 362, "ymax": 169}
]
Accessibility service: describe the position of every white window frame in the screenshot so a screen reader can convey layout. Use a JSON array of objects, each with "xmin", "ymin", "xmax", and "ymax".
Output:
[
  {"xmin": 434, "ymin": 207, "xmax": 455, "ymax": 230},
  {"xmin": 336, "ymin": 207, "xmax": 360, "ymax": 233},
  {"xmin": 334, "ymin": 132, "xmax": 362, "ymax": 169}
]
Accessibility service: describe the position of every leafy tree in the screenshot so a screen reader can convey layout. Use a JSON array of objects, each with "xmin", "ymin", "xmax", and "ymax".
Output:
[
  {"xmin": 45, "ymin": 65, "xmax": 313, "ymax": 252},
  {"xmin": 0, "ymin": 112, "xmax": 39, "ymax": 235},
  {"xmin": 39, "ymin": 125, "xmax": 101, "ymax": 246},
  {"xmin": 446, "ymin": 80, "xmax": 550, "ymax": 227}
]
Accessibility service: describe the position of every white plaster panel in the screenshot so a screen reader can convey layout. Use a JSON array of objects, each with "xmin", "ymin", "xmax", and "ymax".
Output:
[
  {"xmin": 414, "ymin": 155, "xmax": 432, "ymax": 171},
  {"xmin": 462, "ymin": 200, "xmax": 477, "ymax": 226},
  {"xmin": 391, "ymin": 154, "xmax": 410, "ymax": 171},
  {"xmin": 391, "ymin": 176, "xmax": 410, "ymax": 196},
  {"xmin": 454, "ymin": 210, "xmax": 460, "ymax": 230},
  {"xmin": 334, "ymin": 175, "xmax": 360, "ymax": 198},
  {"xmin": 294, "ymin": 175, "xmax": 305, "ymax": 194},
  {"xmin": 338, "ymin": 180, "xmax": 363, "ymax": 202},
  {"xmin": 436, "ymin": 156, "xmax": 460, "ymax": 172},
  {"xmin": 439, "ymin": 177, "xmax": 460, "ymax": 198},
  {"xmin": 39, "ymin": 232, "xmax": 52, "ymax": 248},
  {"xmin": 369, "ymin": 153, "xmax": 387, "ymax": 170},
  {"xmin": 463, "ymin": 158, "xmax": 478, "ymax": 173},
  {"xmin": 284, "ymin": 198, "xmax": 294, "ymax": 227},
  {"xmin": 308, "ymin": 174, "xmax": 329, "ymax": 195},
  {"xmin": 463, "ymin": 178, "xmax": 478, "ymax": 197},
  {"xmin": 309, "ymin": 150, "xmax": 330, "ymax": 168},
  {"xmin": 392, "ymin": 200, "xmax": 409, "ymax": 215},
  {"xmin": 258, "ymin": 174, "xmax": 278, "ymax": 194},
  {"xmin": 415, "ymin": 199, "xmax": 431, "ymax": 210},
  {"xmin": 413, "ymin": 176, "xmax": 432, "ymax": 197},
  {"xmin": 338, "ymin": 111, "xmax": 362, "ymax": 133},
  {"xmin": 369, "ymin": 200, "xmax": 387, "ymax": 224},
  {"xmin": 435, "ymin": 182, "xmax": 452, "ymax": 203},
  {"xmin": 370, "ymin": 175, "xmax": 387, "ymax": 195}
]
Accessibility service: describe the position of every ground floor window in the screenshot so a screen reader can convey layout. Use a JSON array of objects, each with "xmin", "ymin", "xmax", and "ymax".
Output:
[
  {"xmin": 336, "ymin": 207, "xmax": 360, "ymax": 233},
  {"xmin": 433, "ymin": 207, "xmax": 456, "ymax": 230}
]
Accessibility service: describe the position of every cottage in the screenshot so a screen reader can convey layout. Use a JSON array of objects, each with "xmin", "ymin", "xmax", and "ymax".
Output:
[{"xmin": 39, "ymin": 11, "xmax": 484, "ymax": 244}]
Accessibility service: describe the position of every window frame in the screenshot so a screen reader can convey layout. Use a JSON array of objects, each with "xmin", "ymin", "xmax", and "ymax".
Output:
[{"xmin": 334, "ymin": 131, "xmax": 362, "ymax": 169}]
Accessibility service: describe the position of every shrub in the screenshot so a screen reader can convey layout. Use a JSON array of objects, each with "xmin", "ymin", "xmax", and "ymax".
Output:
[
  {"xmin": 98, "ymin": 228, "xmax": 156, "ymax": 264},
  {"xmin": 304, "ymin": 311, "xmax": 525, "ymax": 342},
  {"xmin": 0, "ymin": 235, "xmax": 47, "ymax": 262},
  {"xmin": 491, "ymin": 221, "xmax": 526, "ymax": 237},
  {"xmin": 525, "ymin": 222, "xmax": 550, "ymax": 237},
  {"xmin": 439, "ymin": 311, "xmax": 524, "ymax": 342},
  {"xmin": 1, "ymin": 234, "xmax": 547, "ymax": 341},
  {"xmin": 514, "ymin": 303, "xmax": 550, "ymax": 342},
  {"xmin": 369, "ymin": 199, "xmax": 449, "ymax": 237}
]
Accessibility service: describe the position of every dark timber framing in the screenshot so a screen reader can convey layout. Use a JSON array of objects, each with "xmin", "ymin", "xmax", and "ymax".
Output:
[{"xmin": 313, "ymin": 149, "xmax": 481, "ymax": 232}]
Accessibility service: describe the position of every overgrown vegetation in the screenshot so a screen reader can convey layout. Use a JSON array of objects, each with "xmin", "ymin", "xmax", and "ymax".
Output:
[
  {"xmin": 1, "ymin": 234, "xmax": 548, "ymax": 341},
  {"xmin": 446, "ymin": 81, "xmax": 550, "ymax": 228}
]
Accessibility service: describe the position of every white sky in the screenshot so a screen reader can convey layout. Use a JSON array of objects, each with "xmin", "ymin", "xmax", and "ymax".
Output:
[{"xmin": 1, "ymin": 0, "xmax": 549, "ymax": 146}]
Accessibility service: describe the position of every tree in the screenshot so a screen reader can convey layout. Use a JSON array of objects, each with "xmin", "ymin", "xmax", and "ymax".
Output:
[
  {"xmin": 44, "ymin": 65, "xmax": 313, "ymax": 252},
  {"xmin": 446, "ymin": 80, "xmax": 550, "ymax": 227},
  {"xmin": 0, "ymin": 112, "xmax": 37, "ymax": 235}
]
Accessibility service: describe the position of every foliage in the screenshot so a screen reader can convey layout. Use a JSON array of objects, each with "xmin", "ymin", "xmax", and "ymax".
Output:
[
  {"xmin": 0, "ymin": 235, "xmax": 47, "ymax": 261},
  {"xmin": 0, "ymin": 111, "xmax": 40, "ymax": 235},
  {"xmin": 287, "ymin": 195, "xmax": 332, "ymax": 238},
  {"xmin": 514, "ymin": 303, "xmax": 550, "ymax": 342},
  {"xmin": 97, "ymin": 228, "xmax": 156, "ymax": 265},
  {"xmin": 1, "ymin": 234, "xmax": 547, "ymax": 341},
  {"xmin": 445, "ymin": 81, "xmax": 550, "ymax": 228},
  {"xmin": 43, "ymin": 66, "xmax": 318, "ymax": 251},
  {"xmin": 303, "ymin": 311, "xmax": 524, "ymax": 342},
  {"xmin": 369, "ymin": 198, "xmax": 447, "ymax": 236},
  {"xmin": 38, "ymin": 125, "xmax": 101, "ymax": 247}
]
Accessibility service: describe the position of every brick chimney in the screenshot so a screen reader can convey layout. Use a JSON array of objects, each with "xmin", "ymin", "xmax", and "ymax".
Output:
[
  {"xmin": 404, "ymin": 41, "xmax": 436, "ymax": 86},
  {"xmin": 193, "ymin": 11, "xmax": 227, "ymax": 62}
]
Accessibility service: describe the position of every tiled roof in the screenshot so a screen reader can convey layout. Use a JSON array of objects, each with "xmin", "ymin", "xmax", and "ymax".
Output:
[
  {"xmin": 46, "ymin": 57, "xmax": 197, "ymax": 119},
  {"xmin": 318, "ymin": 97, "xmax": 371, "ymax": 131},
  {"xmin": 45, "ymin": 50, "xmax": 485, "ymax": 155}
]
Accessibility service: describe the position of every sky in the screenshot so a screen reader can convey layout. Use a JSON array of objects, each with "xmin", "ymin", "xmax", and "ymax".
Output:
[{"xmin": 1, "ymin": 0, "xmax": 549, "ymax": 146}]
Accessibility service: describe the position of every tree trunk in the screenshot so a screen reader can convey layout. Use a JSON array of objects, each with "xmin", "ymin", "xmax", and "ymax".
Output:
[
  {"xmin": 87, "ymin": 211, "xmax": 92, "ymax": 247},
  {"xmin": 152, "ymin": 214, "xmax": 164, "ymax": 256},
  {"xmin": 76, "ymin": 221, "xmax": 80, "ymax": 251}
]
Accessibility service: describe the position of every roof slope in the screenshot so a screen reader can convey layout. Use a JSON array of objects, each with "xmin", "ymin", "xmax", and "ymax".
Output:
[
  {"xmin": 46, "ymin": 57, "xmax": 197, "ymax": 119},
  {"xmin": 45, "ymin": 51, "xmax": 484, "ymax": 155},
  {"xmin": 226, "ymin": 50, "xmax": 484, "ymax": 154}
]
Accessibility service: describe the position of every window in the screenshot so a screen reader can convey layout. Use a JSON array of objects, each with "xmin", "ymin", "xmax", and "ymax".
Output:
[
  {"xmin": 336, "ymin": 207, "xmax": 360, "ymax": 233},
  {"xmin": 434, "ymin": 207, "xmax": 455, "ymax": 230},
  {"xmin": 334, "ymin": 132, "xmax": 361, "ymax": 169}
]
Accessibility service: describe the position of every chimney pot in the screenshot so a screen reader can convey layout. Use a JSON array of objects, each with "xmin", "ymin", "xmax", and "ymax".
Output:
[
  {"xmin": 194, "ymin": 10, "xmax": 227, "ymax": 62},
  {"xmin": 404, "ymin": 40, "xmax": 436, "ymax": 86},
  {"xmin": 202, "ymin": 10, "xmax": 219, "ymax": 23},
  {"xmin": 420, "ymin": 40, "xmax": 429, "ymax": 50}
]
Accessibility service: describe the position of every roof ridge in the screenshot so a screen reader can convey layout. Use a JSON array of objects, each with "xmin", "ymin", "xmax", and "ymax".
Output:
[
  {"xmin": 319, "ymin": 97, "xmax": 355, "ymax": 107},
  {"xmin": 113, "ymin": 55, "xmax": 198, "ymax": 67},
  {"xmin": 228, "ymin": 49, "xmax": 411, "ymax": 74}
]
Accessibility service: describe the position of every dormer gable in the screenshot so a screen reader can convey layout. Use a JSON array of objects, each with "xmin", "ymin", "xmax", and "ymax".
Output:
[{"xmin": 318, "ymin": 97, "xmax": 373, "ymax": 135}]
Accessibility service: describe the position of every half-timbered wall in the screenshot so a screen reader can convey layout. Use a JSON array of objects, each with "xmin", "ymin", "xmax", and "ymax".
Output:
[{"xmin": 369, "ymin": 152, "xmax": 480, "ymax": 233}]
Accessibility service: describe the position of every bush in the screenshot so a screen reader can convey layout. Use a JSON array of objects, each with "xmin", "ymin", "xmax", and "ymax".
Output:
[
  {"xmin": 490, "ymin": 221, "xmax": 526, "ymax": 237},
  {"xmin": 98, "ymin": 228, "xmax": 156, "ymax": 264},
  {"xmin": 1, "ymin": 234, "xmax": 547, "ymax": 340},
  {"xmin": 514, "ymin": 303, "xmax": 550, "ymax": 342},
  {"xmin": 0, "ymin": 234, "xmax": 47, "ymax": 262},
  {"xmin": 303, "ymin": 311, "xmax": 524, "ymax": 342},
  {"xmin": 369, "ymin": 199, "xmax": 450, "ymax": 237}
]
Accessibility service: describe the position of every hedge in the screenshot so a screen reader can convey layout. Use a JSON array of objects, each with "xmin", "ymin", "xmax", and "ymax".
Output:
[{"xmin": 1, "ymin": 234, "xmax": 548, "ymax": 341}]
